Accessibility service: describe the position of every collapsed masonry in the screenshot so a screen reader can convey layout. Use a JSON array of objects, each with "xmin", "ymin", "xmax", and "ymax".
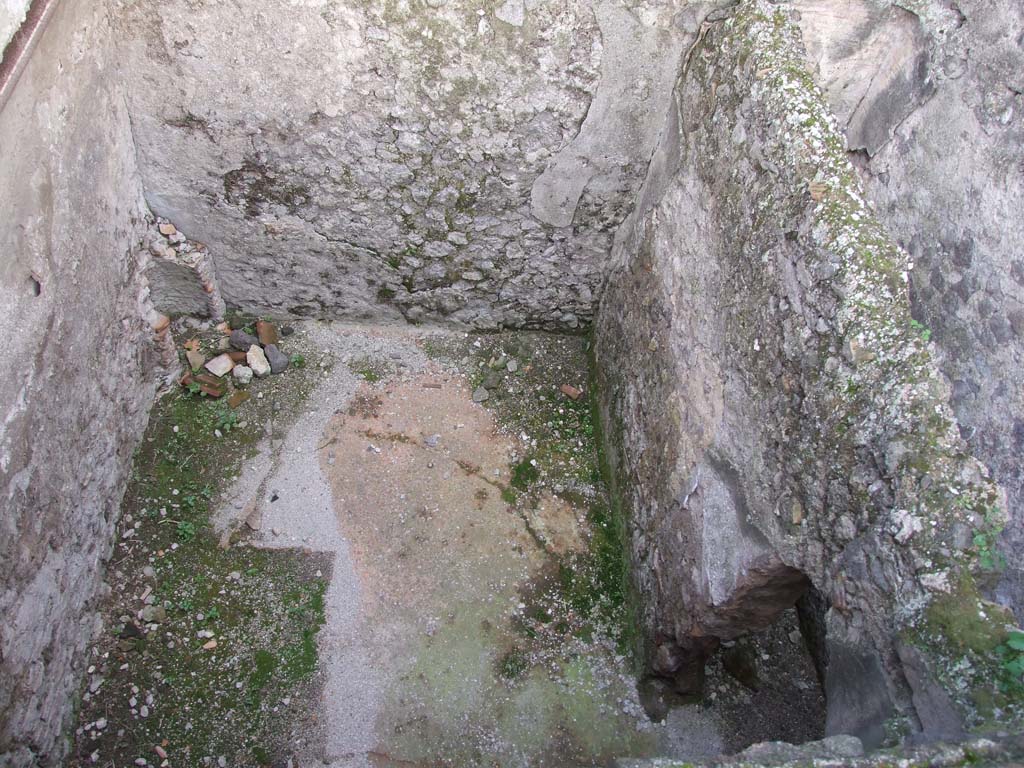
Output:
[{"xmin": 1, "ymin": 0, "xmax": 1022, "ymax": 765}]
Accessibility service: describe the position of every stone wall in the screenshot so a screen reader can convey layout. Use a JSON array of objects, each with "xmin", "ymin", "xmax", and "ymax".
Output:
[
  {"xmin": 0, "ymin": 0, "xmax": 30, "ymax": 64},
  {"xmin": 596, "ymin": 0, "xmax": 1015, "ymax": 748},
  {"xmin": 0, "ymin": 1, "xmax": 158, "ymax": 764},
  {"xmin": 795, "ymin": 0, "xmax": 1024, "ymax": 620},
  {"xmin": 112, "ymin": 0, "xmax": 702, "ymax": 329}
]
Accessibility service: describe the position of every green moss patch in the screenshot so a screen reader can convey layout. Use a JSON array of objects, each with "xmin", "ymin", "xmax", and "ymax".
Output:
[{"xmin": 71, "ymin": 326, "xmax": 331, "ymax": 768}]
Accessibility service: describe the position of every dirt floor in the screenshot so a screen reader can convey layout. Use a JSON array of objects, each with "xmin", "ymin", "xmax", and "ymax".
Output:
[{"xmin": 73, "ymin": 322, "xmax": 824, "ymax": 768}]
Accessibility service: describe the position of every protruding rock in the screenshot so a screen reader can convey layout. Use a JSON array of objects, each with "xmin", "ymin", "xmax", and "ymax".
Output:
[
  {"xmin": 230, "ymin": 329, "xmax": 260, "ymax": 351},
  {"xmin": 204, "ymin": 353, "xmax": 235, "ymax": 377},
  {"xmin": 158, "ymin": 222, "xmax": 177, "ymax": 236},
  {"xmin": 264, "ymin": 344, "xmax": 289, "ymax": 374},
  {"xmin": 247, "ymin": 345, "xmax": 271, "ymax": 378},
  {"xmin": 472, "ymin": 387, "xmax": 489, "ymax": 403}
]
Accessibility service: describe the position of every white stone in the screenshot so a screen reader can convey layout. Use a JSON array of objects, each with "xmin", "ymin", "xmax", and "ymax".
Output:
[
  {"xmin": 495, "ymin": 0, "xmax": 525, "ymax": 27},
  {"xmin": 246, "ymin": 345, "xmax": 270, "ymax": 378},
  {"xmin": 233, "ymin": 365, "xmax": 253, "ymax": 385}
]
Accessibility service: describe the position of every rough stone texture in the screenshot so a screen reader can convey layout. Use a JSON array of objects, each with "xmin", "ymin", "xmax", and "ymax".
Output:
[
  {"xmin": 596, "ymin": 0, "xmax": 1013, "ymax": 749},
  {"xmin": 792, "ymin": 0, "xmax": 1024, "ymax": 618},
  {"xmin": 0, "ymin": 2, "xmax": 157, "ymax": 764},
  {"xmin": 112, "ymin": 0, "xmax": 701, "ymax": 329},
  {"xmin": 144, "ymin": 219, "xmax": 226, "ymax": 320}
]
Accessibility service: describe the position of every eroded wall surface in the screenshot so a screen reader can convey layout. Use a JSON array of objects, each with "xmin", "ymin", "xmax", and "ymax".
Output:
[
  {"xmin": 596, "ymin": 0, "xmax": 1012, "ymax": 747},
  {"xmin": 112, "ymin": 0, "xmax": 708, "ymax": 329},
  {"xmin": 0, "ymin": 2, "xmax": 157, "ymax": 764},
  {"xmin": 791, "ymin": 0, "xmax": 1024, "ymax": 629}
]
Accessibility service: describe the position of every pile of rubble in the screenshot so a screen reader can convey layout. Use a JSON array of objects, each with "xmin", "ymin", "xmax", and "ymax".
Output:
[{"xmin": 178, "ymin": 319, "xmax": 297, "ymax": 407}]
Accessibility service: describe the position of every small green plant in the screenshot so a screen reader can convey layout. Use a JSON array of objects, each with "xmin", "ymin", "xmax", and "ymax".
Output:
[
  {"xmin": 205, "ymin": 606, "xmax": 221, "ymax": 621},
  {"xmin": 214, "ymin": 404, "xmax": 239, "ymax": 433},
  {"xmin": 498, "ymin": 648, "xmax": 529, "ymax": 680},
  {"xmin": 910, "ymin": 318, "xmax": 932, "ymax": 343},
  {"xmin": 186, "ymin": 380, "xmax": 202, "ymax": 396},
  {"xmin": 511, "ymin": 458, "xmax": 539, "ymax": 490},
  {"xmin": 973, "ymin": 506, "xmax": 1006, "ymax": 570},
  {"xmin": 998, "ymin": 630, "xmax": 1024, "ymax": 694},
  {"xmin": 290, "ymin": 354, "xmax": 306, "ymax": 368},
  {"xmin": 349, "ymin": 358, "xmax": 384, "ymax": 382},
  {"xmin": 176, "ymin": 520, "xmax": 197, "ymax": 541}
]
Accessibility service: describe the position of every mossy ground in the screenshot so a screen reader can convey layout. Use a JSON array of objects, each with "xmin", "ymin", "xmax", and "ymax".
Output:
[
  {"xmin": 70, "ymin": 323, "xmax": 331, "ymax": 768},
  {"xmin": 422, "ymin": 331, "xmax": 637, "ymax": 660}
]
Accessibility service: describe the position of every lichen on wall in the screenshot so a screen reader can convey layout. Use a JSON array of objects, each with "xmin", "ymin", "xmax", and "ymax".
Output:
[
  {"xmin": 795, "ymin": 0, "xmax": 1024, "ymax": 623},
  {"xmin": 595, "ymin": 0, "xmax": 1020, "ymax": 747}
]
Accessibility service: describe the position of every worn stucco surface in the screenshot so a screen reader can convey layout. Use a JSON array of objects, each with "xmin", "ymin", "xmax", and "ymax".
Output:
[
  {"xmin": 113, "ymin": 0, "xmax": 702, "ymax": 329},
  {"xmin": 0, "ymin": 2, "xmax": 157, "ymax": 765},
  {"xmin": 596, "ymin": 0, "xmax": 1015, "ymax": 749}
]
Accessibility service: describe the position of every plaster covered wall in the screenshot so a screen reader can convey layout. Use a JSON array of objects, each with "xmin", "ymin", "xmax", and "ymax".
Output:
[
  {"xmin": 112, "ymin": 0, "xmax": 708, "ymax": 329},
  {"xmin": 596, "ymin": 0, "xmax": 1011, "ymax": 748},
  {"xmin": 0, "ymin": 1, "xmax": 158, "ymax": 763}
]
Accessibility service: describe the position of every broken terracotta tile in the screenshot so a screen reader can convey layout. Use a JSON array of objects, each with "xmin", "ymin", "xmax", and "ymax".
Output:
[
  {"xmin": 560, "ymin": 384, "xmax": 583, "ymax": 401},
  {"xmin": 158, "ymin": 222, "xmax": 177, "ymax": 236},
  {"xmin": 256, "ymin": 320, "xmax": 279, "ymax": 346},
  {"xmin": 193, "ymin": 373, "xmax": 227, "ymax": 398},
  {"xmin": 227, "ymin": 350, "xmax": 248, "ymax": 364}
]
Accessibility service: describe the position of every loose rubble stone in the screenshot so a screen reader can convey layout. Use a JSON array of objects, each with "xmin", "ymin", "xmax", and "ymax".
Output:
[
  {"xmin": 230, "ymin": 329, "xmax": 260, "ymax": 351},
  {"xmin": 559, "ymin": 384, "xmax": 583, "ymax": 400},
  {"xmin": 185, "ymin": 349, "xmax": 205, "ymax": 371},
  {"xmin": 256, "ymin": 320, "xmax": 279, "ymax": 346},
  {"xmin": 140, "ymin": 605, "xmax": 166, "ymax": 623},
  {"xmin": 247, "ymin": 345, "xmax": 271, "ymax": 378},
  {"xmin": 472, "ymin": 387, "xmax": 489, "ymax": 403},
  {"xmin": 203, "ymin": 353, "xmax": 234, "ymax": 377},
  {"xmin": 232, "ymin": 365, "xmax": 253, "ymax": 385},
  {"xmin": 264, "ymin": 344, "xmax": 289, "ymax": 374}
]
